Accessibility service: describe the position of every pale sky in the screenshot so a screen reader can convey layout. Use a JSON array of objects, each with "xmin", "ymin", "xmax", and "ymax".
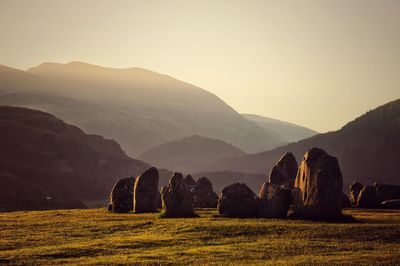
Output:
[{"xmin": 1, "ymin": 0, "xmax": 399, "ymax": 132}]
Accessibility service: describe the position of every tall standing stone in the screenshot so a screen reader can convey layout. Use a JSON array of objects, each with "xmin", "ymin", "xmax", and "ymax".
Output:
[
  {"xmin": 161, "ymin": 172, "xmax": 196, "ymax": 217},
  {"xmin": 134, "ymin": 167, "xmax": 159, "ymax": 213},
  {"xmin": 108, "ymin": 177, "xmax": 135, "ymax": 213},
  {"xmin": 268, "ymin": 152, "xmax": 298, "ymax": 188},
  {"xmin": 292, "ymin": 148, "xmax": 343, "ymax": 219},
  {"xmin": 257, "ymin": 182, "xmax": 291, "ymax": 218}
]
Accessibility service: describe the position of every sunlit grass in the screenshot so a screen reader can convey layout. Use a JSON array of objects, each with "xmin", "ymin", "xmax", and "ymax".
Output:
[{"xmin": 0, "ymin": 208, "xmax": 399, "ymax": 265}]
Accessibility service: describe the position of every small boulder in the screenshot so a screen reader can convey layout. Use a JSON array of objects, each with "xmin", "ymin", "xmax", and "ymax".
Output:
[
  {"xmin": 269, "ymin": 152, "xmax": 298, "ymax": 188},
  {"xmin": 192, "ymin": 177, "xmax": 219, "ymax": 208},
  {"xmin": 161, "ymin": 172, "xmax": 196, "ymax": 217},
  {"xmin": 292, "ymin": 148, "xmax": 343, "ymax": 220},
  {"xmin": 217, "ymin": 183, "xmax": 257, "ymax": 218},
  {"xmin": 349, "ymin": 182, "xmax": 364, "ymax": 206},
  {"xmin": 108, "ymin": 177, "xmax": 135, "ymax": 213},
  {"xmin": 257, "ymin": 182, "xmax": 291, "ymax": 218},
  {"xmin": 357, "ymin": 185, "xmax": 378, "ymax": 208},
  {"xmin": 134, "ymin": 167, "xmax": 159, "ymax": 213},
  {"xmin": 374, "ymin": 183, "xmax": 400, "ymax": 203},
  {"xmin": 380, "ymin": 199, "xmax": 400, "ymax": 209}
]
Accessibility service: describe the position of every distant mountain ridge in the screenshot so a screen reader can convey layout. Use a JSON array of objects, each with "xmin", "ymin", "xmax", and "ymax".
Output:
[
  {"xmin": 0, "ymin": 106, "xmax": 149, "ymax": 211},
  {"xmin": 138, "ymin": 135, "xmax": 246, "ymax": 173},
  {"xmin": 0, "ymin": 62, "xmax": 314, "ymax": 157},
  {"xmin": 242, "ymin": 113, "xmax": 317, "ymax": 144},
  {"xmin": 205, "ymin": 99, "xmax": 400, "ymax": 187}
]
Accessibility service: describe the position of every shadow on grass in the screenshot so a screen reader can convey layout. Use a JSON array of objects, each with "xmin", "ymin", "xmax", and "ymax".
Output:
[{"xmin": 287, "ymin": 213, "xmax": 358, "ymax": 223}]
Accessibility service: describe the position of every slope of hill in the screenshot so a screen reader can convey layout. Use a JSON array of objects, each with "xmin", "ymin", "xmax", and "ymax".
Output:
[
  {"xmin": 0, "ymin": 62, "xmax": 284, "ymax": 157},
  {"xmin": 0, "ymin": 106, "xmax": 149, "ymax": 211},
  {"xmin": 242, "ymin": 113, "xmax": 317, "ymax": 143},
  {"xmin": 207, "ymin": 99, "xmax": 400, "ymax": 187},
  {"xmin": 138, "ymin": 135, "xmax": 246, "ymax": 173},
  {"xmin": 192, "ymin": 171, "xmax": 265, "ymax": 194}
]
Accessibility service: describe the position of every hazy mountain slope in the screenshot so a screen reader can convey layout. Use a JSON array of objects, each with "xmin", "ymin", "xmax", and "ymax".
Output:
[
  {"xmin": 0, "ymin": 106, "xmax": 149, "ymax": 211},
  {"xmin": 138, "ymin": 135, "xmax": 246, "ymax": 173},
  {"xmin": 207, "ymin": 99, "xmax": 400, "ymax": 187},
  {"xmin": 242, "ymin": 113, "xmax": 317, "ymax": 143},
  {"xmin": 0, "ymin": 62, "xmax": 284, "ymax": 156},
  {"xmin": 192, "ymin": 171, "xmax": 265, "ymax": 194}
]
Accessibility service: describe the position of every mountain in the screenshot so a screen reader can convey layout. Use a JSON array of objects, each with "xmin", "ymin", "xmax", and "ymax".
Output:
[
  {"xmin": 192, "ymin": 171, "xmax": 265, "ymax": 194},
  {"xmin": 0, "ymin": 62, "xmax": 287, "ymax": 157},
  {"xmin": 242, "ymin": 114, "xmax": 317, "ymax": 143},
  {"xmin": 206, "ymin": 99, "xmax": 400, "ymax": 188},
  {"xmin": 138, "ymin": 135, "xmax": 246, "ymax": 173},
  {"xmin": 0, "ymin": 106, "xmax": 149, "ymax": 211}
]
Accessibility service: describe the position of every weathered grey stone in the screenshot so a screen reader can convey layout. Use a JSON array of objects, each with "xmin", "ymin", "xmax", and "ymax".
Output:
[
  {"xmin": 192, "ymin": 177, "xmax": 218, "ymax": 208},
  {"xmin": 357, "ymin": 185, "xmax": 378, "ymax": 208},
  {"xmin": 349, "ymin": 182, "xmax": 364, "ymax": 206},
  {"xmin": 380, "ymin": 199, "xmax": 400, "ymax": 209},
  {"xmin": 269, "ymin": 152, "xmax": 298, "ymax": 188},
  {"xmin": 292, "ymin": 148, "xmax": 343, "ymax": 219},
  {"xmin": 342, "ymin": 192, "xmax": 351, "ymax": 208},
  {"xmin": 134, "ymin": 167, "xmax": 159, "ymax": 213},
  {"xmin": 257, "ymin": 182, "xmax": 291, "ymax": 218},
  {"xmin": 161, "ymin": 172, "xmax": 196, "ymax": 217},
  {"xmin": 217, "ymin": 183, "xmax": 257, "ymax": 218},
  {"xmin": 108, "ymin": 177, "xmax": 135, "ymax": 213},
  {"xmin": 374, "ymin": 183, "xmax": 400, "ymax": 203}
]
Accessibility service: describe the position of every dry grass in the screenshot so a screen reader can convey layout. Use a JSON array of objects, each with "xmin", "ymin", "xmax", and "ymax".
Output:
[{"xmin": 0, "ymin": 208, "xmax": 399, "ymax": 265}]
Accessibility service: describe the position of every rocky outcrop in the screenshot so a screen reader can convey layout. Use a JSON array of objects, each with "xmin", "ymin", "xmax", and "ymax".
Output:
[
  {"xmin": 192, "ymin": 177, "xmax": 219, "ymax": 208},
  {"xmin": 292, "ymin": 148, "xmax": 343, "ymax": 219},
  {"xmin": 108, "ymin": 177, "xmax": 135, "ymax": 213},
  {"xmin": 161, "ymin": 173, "xmax": 196, "ymax": 217},
  {"xmin": 357, "ymin": 185, "xmax": 378, "ymax": 208},
  {"xmin": 257, "ymin": 182, "xmax": 291, "ymax": 218},
  {"xmin": 349, "ymin": 182, "xmax": 364, "ymax": 206},
  {"xmin": 217, "ymin": 183, "xmax": 257, "ymax": 218},
  {"xmin": 134, "ymin": 167, "xmax": 159, "ymax": 213},
  {"xmin": 268, "ymin": 152, "xmax": 298, "ymax": 188}
]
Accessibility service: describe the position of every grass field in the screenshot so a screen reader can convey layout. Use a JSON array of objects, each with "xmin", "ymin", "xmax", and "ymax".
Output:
[{"xmin": 0, "ymin": 208, "xmax": 399, "ymax": 265}]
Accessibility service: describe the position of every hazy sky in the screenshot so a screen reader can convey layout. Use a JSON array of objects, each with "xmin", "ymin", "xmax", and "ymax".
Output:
[{"xmin": 1, "ymin": 0, "xmax": 399, "ymax": 132}]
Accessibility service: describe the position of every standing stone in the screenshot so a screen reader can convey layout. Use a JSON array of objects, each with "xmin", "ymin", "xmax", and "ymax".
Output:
[
  {"xmin": 380, "ymin": 199, "xmax": 400, "ymax": 209},
  {"xmin": 374, "ymin": 183, "xmax": 400, "ymax": 203},
  {"xmin": 155, "ymin": 191, "xmax": 162, "ymax": 209},
  {"xmin": 257, "ymin": 182, "xmax": 291, "ymax": 218},
  {"xmin": 192, "ymin": 177, "xmax": 219, "ymax": 208},
  {"xmin": 134, "ymin": 167, "xmax": 159, "ymax": 213},
  {"xmin": 185, "ymin": 175, "xmax": 197, "ymax": 187},
  {"xmin": 357, "ymin": 185, "xmax": 378, "ymax": 208},
  {"xmin": 342, "ymin": 192, "xmax": 351, "ymax": 208},
  {"xmin": 217, "ymin": 183, "xmax": 257, "ymax": 218},
  {"xmin": 349, "ymin": 182, "xmax": 364, "ymax": 206},
  {"xmin": 185, "ymin": 175, "xmax": 197, "ymax": 203},
  {"xmin": 108, "ymin": 177, "xmax": 135, "ymax": 213},
  {"xmin": 269, "ymin": 152, "xmax": 298, "ymax": 188},
  {"xmin": 161, "ymin": 172, "xmax": 196, "ymax": 217},
  {"xmin": 292, "ymin": 148, "xmax": 343, "ymax": 219}
]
